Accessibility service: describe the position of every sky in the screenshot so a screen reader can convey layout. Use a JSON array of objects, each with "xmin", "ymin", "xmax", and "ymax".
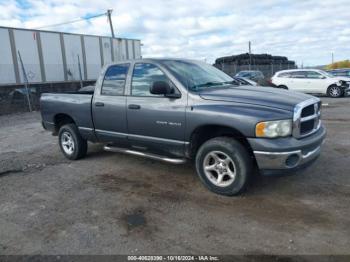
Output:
[{"xmin": 0, "ymin": 0, "xmax": 349, "ymax": 66}]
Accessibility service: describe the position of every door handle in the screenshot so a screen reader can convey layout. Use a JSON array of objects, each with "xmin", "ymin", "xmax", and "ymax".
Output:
[
  {"xmin": 95, "ymin": 102, "xmax": 104, "ymax": 107},
  {"xmin": 128, "ymin": 104, "xmax": 141, "ymax": 110}
]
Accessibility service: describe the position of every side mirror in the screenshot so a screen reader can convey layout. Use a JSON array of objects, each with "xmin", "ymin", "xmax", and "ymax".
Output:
[
  {"xmin": 150, "ymin": 81, "xmax": 171, "ymax": 95},
  {"xmin": 150, "ymin": 81, "xmax": 181, "ymax": 98}
]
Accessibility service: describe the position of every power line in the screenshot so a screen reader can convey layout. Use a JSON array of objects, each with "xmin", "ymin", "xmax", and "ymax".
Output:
[{"xmin": 34, "ymin": 12, "xmax": 107, "ymax": 30}]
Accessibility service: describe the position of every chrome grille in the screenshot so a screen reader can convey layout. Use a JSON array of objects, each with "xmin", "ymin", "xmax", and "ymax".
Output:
[{"xmin": 293, "ymin": 98, "xmax": 321, "ymax": 138}]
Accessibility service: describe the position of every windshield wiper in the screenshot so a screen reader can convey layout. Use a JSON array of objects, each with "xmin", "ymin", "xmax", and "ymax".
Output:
[
  {"xmin": 190, "ymin": 81, "xmax": 225, "ymax": 90},
  {"xmin": 223, "ymin": 80, "xmax": 239, "ymax": 85},
  {"xmin": 197, "ymin": 81, "xmax": 224, "ymax": 87}
]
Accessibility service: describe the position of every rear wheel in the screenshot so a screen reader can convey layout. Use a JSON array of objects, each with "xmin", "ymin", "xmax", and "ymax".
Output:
[
  {"xmin": 327, "ymin": 85, "xmax": 343, "ymax": 98},
  {"xmin": 195, "ymin": 137, "xmax": 252, "ymax": 196},
  {"xmin": 58, "ymin": 124, "xmax": 87, "ymax": 160},
  {"xmin": 278, "ymin": 85, "xmax": 288, "ymax": 90}
]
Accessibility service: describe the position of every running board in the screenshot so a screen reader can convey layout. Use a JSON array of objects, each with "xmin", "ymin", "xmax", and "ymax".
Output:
[{"xmin": 103, "ymin": 145, "xmax": 187, "ymax": 164}]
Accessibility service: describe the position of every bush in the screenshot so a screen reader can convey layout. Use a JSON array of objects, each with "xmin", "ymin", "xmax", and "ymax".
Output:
[{"xmin": 325, "ymin": 60, "xmax": 350, "ymax": 69}]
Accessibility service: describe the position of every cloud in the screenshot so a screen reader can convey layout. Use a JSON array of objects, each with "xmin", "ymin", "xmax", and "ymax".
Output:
[{"xmin": 0, "ymin": 0, "xmax": 349, "ymax": 65}]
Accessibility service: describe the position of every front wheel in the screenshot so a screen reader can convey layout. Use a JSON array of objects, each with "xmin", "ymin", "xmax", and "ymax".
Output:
[
  {"xmin": 195, "ymin": 137, "xmax": 253, "ymax": 196},
  {"xmin": 58, "ymin": 124, "xmax": 87, "ymax": 160},
  {"xmin": 327, "ymin": 85, "xmax": 343, "ymax": 98}
]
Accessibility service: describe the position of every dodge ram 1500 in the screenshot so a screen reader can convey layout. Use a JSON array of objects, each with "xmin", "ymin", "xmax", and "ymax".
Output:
[{"xmin": 41, "ymin": 59, "xmax": 326, "ymax": 195}]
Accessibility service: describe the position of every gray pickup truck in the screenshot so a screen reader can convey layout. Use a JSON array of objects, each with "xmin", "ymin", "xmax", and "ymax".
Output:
[{"xmin": 41, "ymin": 59, "xmax": 326, "ymax": 196}]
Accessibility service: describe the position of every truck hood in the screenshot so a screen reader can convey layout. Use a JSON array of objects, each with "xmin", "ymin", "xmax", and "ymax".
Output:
[{"xmin": 199, "ymin": 85, "xmax": 314, "ymax": 112}]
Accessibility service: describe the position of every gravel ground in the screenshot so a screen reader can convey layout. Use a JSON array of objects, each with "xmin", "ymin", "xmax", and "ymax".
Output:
[{"xmin": 0, "ymin": 97, "xmax": 349, "ymax": 255}]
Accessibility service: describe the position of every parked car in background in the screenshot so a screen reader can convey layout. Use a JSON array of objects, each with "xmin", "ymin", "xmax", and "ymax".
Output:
[
  {"xmin": 232, "ymin": 76, "xmax": 258, "ymax": 86},
  {"xmin": 235, "ymin": 70, "xmax": 265, "ymax": 82},
  {"xmin": 327, "ymin": 68, "xmax": 350, "ymax": 78},
  {"xmin": 41, "ymin": 58, "xmax": 326, "ymax": 196},
  {"xmin": 271, "ymin": 69, "xmax": 350, "ymax": 98}
]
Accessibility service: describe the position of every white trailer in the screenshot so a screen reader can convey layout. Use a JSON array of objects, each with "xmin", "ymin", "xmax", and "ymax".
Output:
[{"xmin": 0, "ymin": 26, "xmax": 142, "ymax": 86}]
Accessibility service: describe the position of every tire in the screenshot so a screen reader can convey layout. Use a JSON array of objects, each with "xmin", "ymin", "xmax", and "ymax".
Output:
[
  {"xmin": 58, "ymin": 124, "xmax": 87, "ymax": 160},
  {"xmin": 278, "ymin": 85, "xmax": 288, "ymax": 90},
  {"xmin": 327, "ymin": 85, "xmax": 343, "ymax": 98},
  {"xmin": 195, "ymin": 137, "xmax": 253, "ymax": 196}
]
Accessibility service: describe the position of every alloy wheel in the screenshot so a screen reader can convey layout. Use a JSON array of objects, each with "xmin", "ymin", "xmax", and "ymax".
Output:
[
  {"xmin": 203, "ymin": 151, "xmax": 237, "ymax": 187},
  {"xmin": 61, "ymin": 131, "xmax": 75, "ymax": 155},
  {"xmin": 329, "ymin": 86, "xmax": 341, "ymax": 97}
]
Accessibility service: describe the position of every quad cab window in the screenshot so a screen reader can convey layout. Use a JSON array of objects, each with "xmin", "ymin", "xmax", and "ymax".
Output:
[{"xmin": 101, "ymin": 64, "xmax": 129, "ymax": 96}]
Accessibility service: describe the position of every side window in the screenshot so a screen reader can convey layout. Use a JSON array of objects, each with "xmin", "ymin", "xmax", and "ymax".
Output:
[
  {"xmin": 131, "ymin": 63, "xmax": 175, "ymax": 97},
  {"xmin": 101, "ymin": 64, "xmax": 129, "ymax": 96},
  {"xmin": 306, "ymin": 71, "xmax": 323, "ymax": 79},
  {"xmin": 291, "ymin": 71, "xmax": 307, "ymax": 78},
  {"xmin": 278, "ymin": 72, "xmax": 291, "ymax": 78}
]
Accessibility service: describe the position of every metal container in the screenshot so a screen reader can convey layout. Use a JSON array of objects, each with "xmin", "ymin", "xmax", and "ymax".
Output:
[{"xmin": 0, "ymin": 26, "xmax": 142, "ymax": 86}]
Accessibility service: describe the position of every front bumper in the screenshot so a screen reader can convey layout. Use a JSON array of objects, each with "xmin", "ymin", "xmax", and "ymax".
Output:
[
  {"xmin": 248, "ymin": 125, "xmax": 326, "ymax": 175},
  {"xmin": 344, "ymin": 86, "xmax": 350, "ymax": 96}
]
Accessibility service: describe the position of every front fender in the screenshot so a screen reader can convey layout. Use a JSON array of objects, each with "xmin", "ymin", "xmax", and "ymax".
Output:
[{"xmin": 185, "ymin": 102, "xmax": 293, "ymax": 139}]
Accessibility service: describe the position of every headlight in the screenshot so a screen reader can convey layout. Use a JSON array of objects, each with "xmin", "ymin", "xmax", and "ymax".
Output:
[{"xmin": 256, "ymin": 119, "xmax": 292, "ymax": 138}]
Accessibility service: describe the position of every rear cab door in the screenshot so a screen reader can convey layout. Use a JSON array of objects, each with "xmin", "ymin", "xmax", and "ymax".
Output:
[{"xmin": 92, "ymin": 63, "xmax": 131, "ymax": 146}]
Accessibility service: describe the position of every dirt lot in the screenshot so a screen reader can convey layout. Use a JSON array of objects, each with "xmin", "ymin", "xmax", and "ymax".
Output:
[{"xmin": 0, "ymin": 97, "xmax": 349, "ymax": 255}]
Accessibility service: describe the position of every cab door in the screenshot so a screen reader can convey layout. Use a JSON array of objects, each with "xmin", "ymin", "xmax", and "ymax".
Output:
[
  {"xmin": 126, "ymin": 62, "xmax": 187, "ymax": 157},
  {"xmin": 92, "ymin": 64, "xmax": 130, "ymax": 146}
]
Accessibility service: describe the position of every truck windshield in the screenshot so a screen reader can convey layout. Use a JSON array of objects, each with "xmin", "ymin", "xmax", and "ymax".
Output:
[{"xmin": 162, "ymin": 60, "xmax": 235, "ymax": 91}]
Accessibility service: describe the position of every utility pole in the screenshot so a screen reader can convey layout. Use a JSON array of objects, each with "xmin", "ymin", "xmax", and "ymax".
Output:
[
  {"xmin": 107, "ymin": 9, "xmax": 115, "ymax": 38},
  {"xmin": 248, "ymin": 41, "xmax": 252, "ymax": 70},
  {"xmin": 331, "ymin": 52, "xmax": 334, "ymax": 64}
]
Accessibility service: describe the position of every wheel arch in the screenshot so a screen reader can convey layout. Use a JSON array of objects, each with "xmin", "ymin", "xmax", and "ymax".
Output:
[
  {"xmin": 327, "ymin": 83, "xmax": 344, "ymax": 97},
  {"xmin": 53, "ymin": 113, "xmax": 76, "ymax": 134},
  {"xmin": 278, "ymin": 85, "xmax": 288, "ymax": 90},
  {"xmin": 328, "ymin": 83, "xmax": 338, "ymax": 88},
  {"xmin": 188, "ymin": 124, "xmax": 254, "ymax": 159}
]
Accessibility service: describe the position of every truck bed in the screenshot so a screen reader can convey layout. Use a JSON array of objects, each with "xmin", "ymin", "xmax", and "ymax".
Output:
[{"xmin": 40, "ymin": 92, "xmax": 94, "ymax": 131}]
